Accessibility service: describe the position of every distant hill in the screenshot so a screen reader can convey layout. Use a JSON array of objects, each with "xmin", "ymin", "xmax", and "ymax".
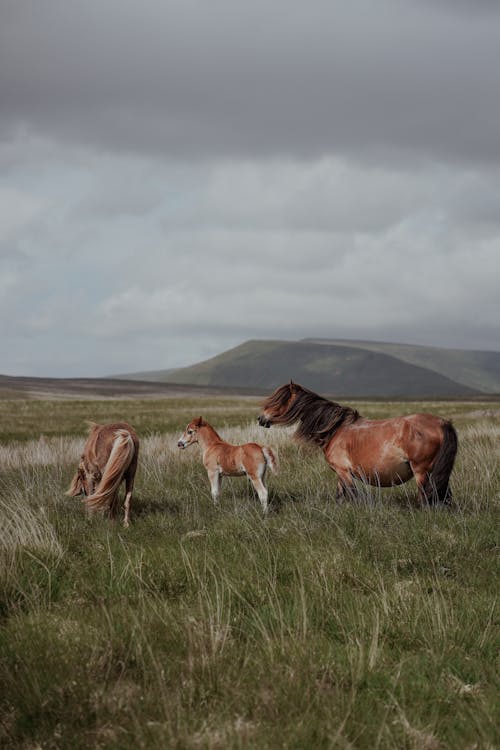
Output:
[
  {"xmin": 111, "ymin": 368, "xmax": 177, "ymax": 383},
  {"xmin": 151, "ymin": 339, "xmax": 486, "ymax": 397},
  {"xmin": 303, "ymin": 338, "xmax": 500, "ymax": 393},
  {"xmin": 5, "ymin": 337, "xmax": 499, "ymax": 399},
  {"xmin": 0, "ymin": 375, "xmax": 260, "ymax": 400}
]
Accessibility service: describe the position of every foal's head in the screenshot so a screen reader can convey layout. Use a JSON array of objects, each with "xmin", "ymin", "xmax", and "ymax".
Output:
[
  {"xmin": 178, "ymin": 417, "xmax": 205, "ymax": 449},
  {"xmin": 258, "ymin": 381, "xmax": 300, "ymax": 428}
]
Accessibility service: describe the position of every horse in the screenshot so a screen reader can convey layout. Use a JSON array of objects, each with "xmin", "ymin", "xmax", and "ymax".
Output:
[
  {"xmin": 177, "ymin": 417, "xmax": 278, "ymax": 513},
  {"xmin": 66, "ymin": 422, "xmax": 139, "ymax": 527},
  {"xmin": 258, "ymin": 382, "xmax": 458, "ymax": 505}
]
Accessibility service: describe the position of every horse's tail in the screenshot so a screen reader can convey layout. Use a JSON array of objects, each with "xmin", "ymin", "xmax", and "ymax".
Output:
[
  {"xmin": 84, "ymin": 429, "xmax": 135, "ymax": 513},
  {"xmin": 262, "ymin": 446, "xmax": 278, "ymax": 474},
  {"xmin": 425, "ymin": 420, "xmax": 458, "ymax": 504}
]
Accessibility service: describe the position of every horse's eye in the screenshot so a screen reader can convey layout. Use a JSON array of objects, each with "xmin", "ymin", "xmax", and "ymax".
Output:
[{"xmin": 188, "ymin": 429, "xmax": 193, "ymax": 435}]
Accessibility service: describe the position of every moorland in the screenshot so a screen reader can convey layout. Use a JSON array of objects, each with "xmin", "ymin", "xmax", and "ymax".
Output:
[{"xmin": 0, "ymin": 394, "xmax": 498, "ymax": 749}]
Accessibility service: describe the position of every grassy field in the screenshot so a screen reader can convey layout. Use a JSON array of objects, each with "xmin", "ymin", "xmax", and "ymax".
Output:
[{"xmin": 0, "ymin": 397, "xmax": 498, "ymax": 749}]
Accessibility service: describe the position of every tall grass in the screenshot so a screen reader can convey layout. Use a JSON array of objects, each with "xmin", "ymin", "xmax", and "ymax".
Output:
[{"xmin": 0, "ymin": 399, "xmax": 498, "ymax": 749}]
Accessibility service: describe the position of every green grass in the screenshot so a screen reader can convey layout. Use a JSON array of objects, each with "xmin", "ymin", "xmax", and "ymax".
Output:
[
  {"xmin": 0, "ymin": 397, "xmax": 259, "ymax": 443},
  {"xmin": 0, "ymin": 398, "xmax": 498, "ymax": 749}
]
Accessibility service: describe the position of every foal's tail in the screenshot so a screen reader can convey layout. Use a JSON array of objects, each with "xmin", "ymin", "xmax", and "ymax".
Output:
[
  {"xmin": 425, "ymin": 421, "xmax": 458, "ymax": 504},
  {"xmin": 84, "ymin": 429, "xmax": 135, "ymax": 513},
  {"xmin": 262, "ymin": 446, "xmax": 278, "ymax": 474}
]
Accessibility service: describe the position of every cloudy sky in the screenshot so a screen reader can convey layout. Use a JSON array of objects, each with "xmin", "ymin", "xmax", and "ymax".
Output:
[{"xmin": 1, "ymin": 0, "xmax": 499, "ymax": 377}]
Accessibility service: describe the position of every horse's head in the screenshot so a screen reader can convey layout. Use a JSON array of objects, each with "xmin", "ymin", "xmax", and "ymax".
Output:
[
  {"xmin": 258, "ymin": 381, "xmax": 299, "ymax": 428},
  {"xmin": 66, "ymin": 457, "xmax": 93, "ymax": 497},
  {"xmin": 178, "ymin": 416, "xmax": 205, "ymax": 449},
  {"xmin": 76, "ymin": 466, "xmax": 88, "ymax": 495}
]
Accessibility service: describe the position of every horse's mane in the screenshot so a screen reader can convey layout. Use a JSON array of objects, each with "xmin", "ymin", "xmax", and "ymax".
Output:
[{"xmin": 263, "ymin": 383, "xmax": 360, "ymax": 448}]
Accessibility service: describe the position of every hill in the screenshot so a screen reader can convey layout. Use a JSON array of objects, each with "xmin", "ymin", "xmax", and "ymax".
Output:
[
  {"xmin": 157, "ymin": 340, "xmax": 482, "ymax": 397},
  {"xmin": 304, "ymin": 338, "xmax": 500, "ymax": 393},
  {"xmin": 0, "ymin": 375, "xmax": 261, "ymax": 400}
]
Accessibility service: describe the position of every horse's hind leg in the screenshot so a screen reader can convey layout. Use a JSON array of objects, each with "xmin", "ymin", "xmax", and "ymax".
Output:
[
  {"xmin": 123, "ymin": 476, "xmax": 135, "ymax": 528},
  {"xmin": 411, "ymin": 464, "xmax": 436, "ymax": 506},
  {"xmin": 123, "ymin": 491, "xmax": 132, "ymax": 527}
]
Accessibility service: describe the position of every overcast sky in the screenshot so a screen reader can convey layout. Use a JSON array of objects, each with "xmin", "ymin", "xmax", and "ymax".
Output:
[{"xmin": 1, "ymin": 0, "xmax": 499, "ymax": 377}]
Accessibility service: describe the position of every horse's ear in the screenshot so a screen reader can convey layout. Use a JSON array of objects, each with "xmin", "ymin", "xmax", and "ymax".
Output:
[
  {"xmin": 289, "ymin": 379, "xmax": 296, "ymax": 391},
  {"xmin": 195, "ymin": 416, "xmax": 204, "ymax": 427}
]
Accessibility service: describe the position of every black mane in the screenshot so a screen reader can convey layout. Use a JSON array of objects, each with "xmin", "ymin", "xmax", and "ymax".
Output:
[{"xmin": 263, "ymin": 383, "xmax": 360, "ymax": 448}]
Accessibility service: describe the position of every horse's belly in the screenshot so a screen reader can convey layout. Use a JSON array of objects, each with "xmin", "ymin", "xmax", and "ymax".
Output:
[
  {"xmin": 360, "ymin": 460, "xmax": 413, "ymax": 487},
  {"xmin": 217, "ymin": 457, "xmax": 246, "ymax": 477},
  {"xmin": 221, "ymin": 468, "xmax": 246, "ymax": 477}
]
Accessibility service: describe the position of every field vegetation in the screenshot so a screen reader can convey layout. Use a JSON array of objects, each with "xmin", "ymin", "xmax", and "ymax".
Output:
[{"xmin": 0, "ymin": 397, "xmax": 498, "ymax": 749}]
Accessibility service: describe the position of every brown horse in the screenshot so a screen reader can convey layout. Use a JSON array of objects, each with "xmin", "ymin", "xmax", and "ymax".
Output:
[
  {"xmin": 258, "ymin": 382, "xmax": 457, "ymax": 505},
  {"xmin": 178, "ymin": 417, "xmax": 277, "ymax": 513},
  {"xmin": 66, "ymin": 422, "xmax": 139, "ymax": 526}
]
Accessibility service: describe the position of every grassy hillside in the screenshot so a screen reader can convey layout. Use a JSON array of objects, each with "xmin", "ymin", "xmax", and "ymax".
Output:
[
  {"xmin": 0, "ymin": 397, "xmax": 498, "ymax": 749},
  {"xmin": 0, "ymin": 375, "xmax": 261, "ymax": 401},
  {"xmin": 305, "ymin": 338, "xmax": 500, "ymax": 393},
  {"xmin": 161, "ymin": 340, "xmax": 479, "ymax": 397}
]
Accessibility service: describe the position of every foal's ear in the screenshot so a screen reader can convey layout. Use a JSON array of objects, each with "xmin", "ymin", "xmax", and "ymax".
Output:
[{"xmin": 195, "ymin": 416, "xmax": 204, "ymax": 427}]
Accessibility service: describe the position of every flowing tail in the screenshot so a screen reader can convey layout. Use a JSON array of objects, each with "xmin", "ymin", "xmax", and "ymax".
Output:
[
  {"xmin": 262, "ymin": 447, "xmax": 278, "ymax": 474},
  {"xmin": 424, "ymin": 421, "xmax": 458, "ymax": 504},
  {"xmin": 84, "ymin": 429, "xmax": 135, "ymax": 513}
]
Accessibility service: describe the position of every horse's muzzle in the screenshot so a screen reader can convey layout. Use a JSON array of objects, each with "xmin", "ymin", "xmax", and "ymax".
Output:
[
  {"xmin": 177, "ymin": 441, "xmax": 185, "ymax": 449},
  {"xmin": 258, "ymin": 416, "xmax": 271, "ymax": 428}
]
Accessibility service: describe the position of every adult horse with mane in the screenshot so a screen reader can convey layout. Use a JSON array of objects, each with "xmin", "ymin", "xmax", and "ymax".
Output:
[
  {"xmin": 258, "ymin": 382, "xmax": 458, "ymax": 505},
  {"xmin": 66, "ymin": 422, "xmax": 139, "ymax": 527},
  {"xmin": 178, "ymin": 417, "xmax": 277, "ymax": 513}
]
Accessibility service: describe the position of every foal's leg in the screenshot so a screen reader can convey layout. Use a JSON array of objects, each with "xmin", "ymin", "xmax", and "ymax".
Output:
[
  {"xmin": 208, "ymin": 469, "xmax": 222, "ymax": 503},
  {"xmin": 249, "ymin": 463, "xmax": 269, "ymax": 514},
  {"xmin": 251, "ymin": 479, "xmax": 268, "ymax": 514}
]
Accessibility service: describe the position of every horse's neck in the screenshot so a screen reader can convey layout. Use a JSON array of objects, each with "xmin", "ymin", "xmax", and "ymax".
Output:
[{"xmin": 198, "ymin": 424, "xmax": 224, "ymax": 451}]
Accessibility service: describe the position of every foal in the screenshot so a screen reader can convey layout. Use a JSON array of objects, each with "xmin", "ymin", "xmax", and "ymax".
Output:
[
  {"xmin": 66, "ymin": 422, "xmax": 139, "ymax": 527},
  {"xmin": 177, "ymin": 417, "xmax": 277, "ymax": 513}
]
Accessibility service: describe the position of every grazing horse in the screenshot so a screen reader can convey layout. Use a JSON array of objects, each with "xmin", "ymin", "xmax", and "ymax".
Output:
[
  {"xmin": 177, "ymin": 417, "xmax": 277, "ymax": 513},
  {"xmin": 258, "ymin": 382, "xmax": 458, "ymax": 505},
  {"xmin": 66, "ymin": 422, "xmax": 139, "ymax": 527}
]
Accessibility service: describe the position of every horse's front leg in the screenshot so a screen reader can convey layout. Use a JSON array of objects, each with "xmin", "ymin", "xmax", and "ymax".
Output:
[
  {"xmin": 335, "ymin": 479, "xmax": 347, "ymax": 503},
  {"xmin": 335, "ymin": 482, "xmax": 359, "ymax": 503},
  {"xmin": 333, "ymin": 468, "xmax": 358, "ymax": 503},
  {"xmin": 208, "ymin": 469, "xmax": 222, "ymax": 504}
]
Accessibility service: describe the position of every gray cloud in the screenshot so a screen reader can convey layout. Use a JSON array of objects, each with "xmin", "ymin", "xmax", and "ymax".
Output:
[
  {"xmin": 0, "ymin": 1, "xmax": 499, "ymax": 376},
  {"xmin": 1, "ymin": 0, "xmax": 500, "ymax": 165}
]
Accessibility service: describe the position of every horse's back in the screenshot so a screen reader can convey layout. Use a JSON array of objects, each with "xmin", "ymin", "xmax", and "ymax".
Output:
[
  {"xmin": 86, "ymin": 422, "xmax": 139, "ymax": 469},
  {"xmin": 205, "ymin": 441, "xmax": 267, "ymax": 476}
]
